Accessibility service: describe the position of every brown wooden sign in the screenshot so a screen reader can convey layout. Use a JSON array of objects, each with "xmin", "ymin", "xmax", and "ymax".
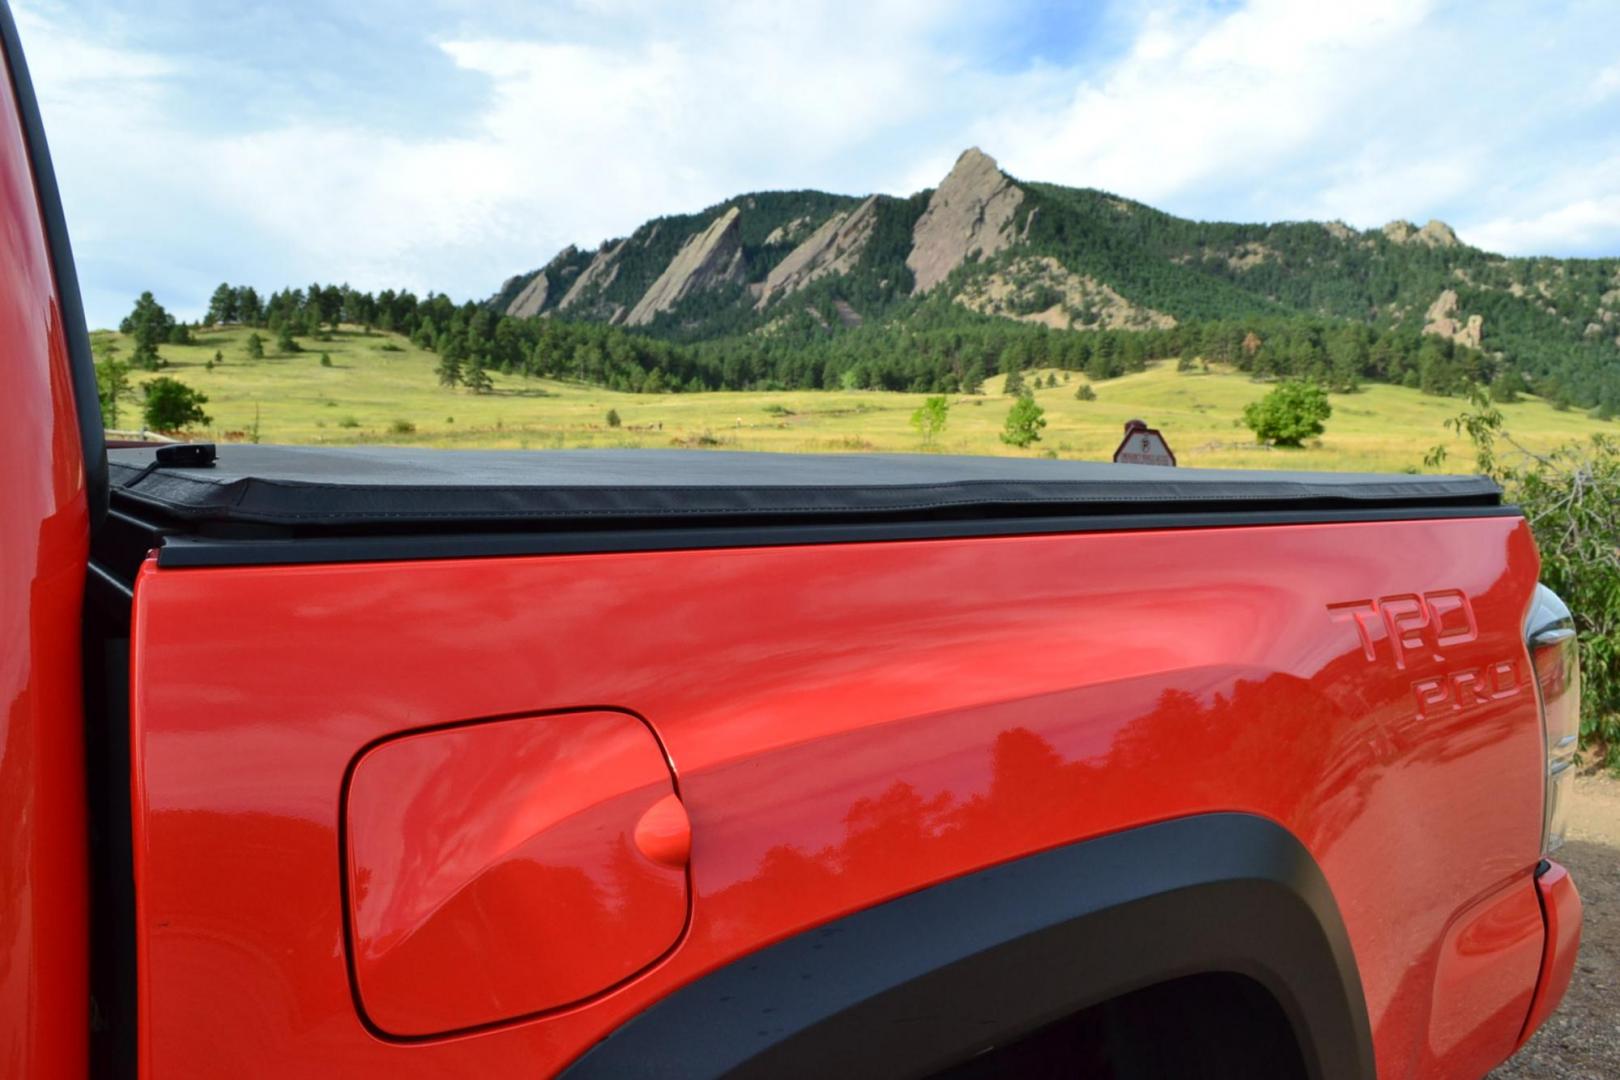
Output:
[{"xmin": 1112, "ymin": 419, "xmax": 1176, "ymax": 467}]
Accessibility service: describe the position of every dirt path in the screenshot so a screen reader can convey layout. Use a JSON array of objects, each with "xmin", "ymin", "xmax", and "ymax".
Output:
[{"xmin": 1490, "ymin": 771, "xmax": 1620, "ymax": 1079}]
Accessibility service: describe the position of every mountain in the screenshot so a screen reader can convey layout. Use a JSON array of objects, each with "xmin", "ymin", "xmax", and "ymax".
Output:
[{"xmin": 490, "ymin": 149, "xmax": 1620, "ymax": 409}]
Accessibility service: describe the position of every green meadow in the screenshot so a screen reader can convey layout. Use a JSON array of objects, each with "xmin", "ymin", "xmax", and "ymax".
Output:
[{"xmin": 94, "ymin": 324, "xmax": 1615, "ymax": 472}]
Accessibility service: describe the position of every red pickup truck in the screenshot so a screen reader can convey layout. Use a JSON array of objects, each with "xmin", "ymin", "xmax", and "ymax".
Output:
[{"xmin": 1, "ymin": 7, "xmax": 1584, "ymax": 1079}]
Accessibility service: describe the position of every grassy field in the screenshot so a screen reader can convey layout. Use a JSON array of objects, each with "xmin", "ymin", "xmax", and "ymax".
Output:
[{"xmin": 94, "ymin": 324, "xmax": 1617, "ymax": 472}]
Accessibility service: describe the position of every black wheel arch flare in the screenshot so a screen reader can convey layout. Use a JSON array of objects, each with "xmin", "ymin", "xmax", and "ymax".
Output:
[{"xmin": 562, "ymin": 813, "xmax": 1375, "ymax": 1080}]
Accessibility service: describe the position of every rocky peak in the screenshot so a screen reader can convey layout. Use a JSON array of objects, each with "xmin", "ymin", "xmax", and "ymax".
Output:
[
  {"xmin": 1381, "ymin": 220, "xmax": 1415, "ymax": 244},
  {"xmin": 625, "ymin": 207, "xmax": 747, "ymax": 327},
  {"xmin": 906, "ymin": 148, "xmax": 1025, "ymax": 294},
  {"xmin": 1416, "ymin": 219, "xmax": 1459, "ymax": 247},
  {"xmin": 1383, "ymin": 218, "xmax": 1460, "ymax": 248},
  {"xmin": 755, "ymin": 196, "xmax": 880, "ymax": 309}
]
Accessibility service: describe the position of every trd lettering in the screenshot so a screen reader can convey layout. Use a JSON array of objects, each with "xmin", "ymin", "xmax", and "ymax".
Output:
[{"xmin": 1327, "ymin": 589, "xmax": 1479, "ymax": 670}]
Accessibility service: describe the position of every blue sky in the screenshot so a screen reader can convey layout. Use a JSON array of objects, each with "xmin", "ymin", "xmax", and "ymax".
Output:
[{"xmin": 12, "ymin": 0, "xmax": 1620, "ymax": 329}]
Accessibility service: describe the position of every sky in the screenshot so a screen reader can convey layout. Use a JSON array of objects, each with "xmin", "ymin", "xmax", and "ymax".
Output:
[{"xmin": 10, "ymin": 0, "xmax": 1620, "ymax": 329}]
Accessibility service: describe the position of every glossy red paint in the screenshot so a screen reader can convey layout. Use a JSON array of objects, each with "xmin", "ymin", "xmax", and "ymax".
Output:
[
  {"xmin": 0, "ymin": 46, "xmax": 89, "ymax": 1080},
  {"xmin": 1517, "ymin": 860, "xmax": 1582, "ymax": 1051},
  {"xmin": 131, "ymin": 516, "xmax": 1547, "ymax": 1078},
  {"xmin": 344, "ymin": 711, "xmax": 688, "ymax": 1037},
  {"xmin": 1420, "ymin": 873, "xmax": 1544, "ymax": 1076},
  {"xmin": 633, "ymin": 794, "xmax": 692, "ymax": 870}
]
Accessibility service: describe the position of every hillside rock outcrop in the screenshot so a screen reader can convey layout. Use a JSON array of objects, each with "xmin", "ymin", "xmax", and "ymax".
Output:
[
  {"xmin": 907, "ymin": 148, "xmax": 1024, "ymax": 294},
  {"xmin": 1423, "ymin": 288, "xmax": 1483, "ymax": 348},
  {"xmin": 957, "ymin": 255, "xmax": 1174, "ymax": 332},
  {"xmin": 625, "ymin": 207, "xmax": 747, "ymax": 327},
  {"xmin": 558, "ymin": 240, "xmax": 626, "ymax": 311},
  {"xmin": 764, "ymin": 216, "xmax": 813, "ymax": 246},
  {"xmin": 755, "ymin": 197, "xmax": 879, "ymax": 309}
]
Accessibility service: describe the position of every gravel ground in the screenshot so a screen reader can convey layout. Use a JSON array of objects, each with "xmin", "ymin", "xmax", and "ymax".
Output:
[{"xmin": 1489, "ymin": 771, "xmax": 1620, "ymax": 1079}]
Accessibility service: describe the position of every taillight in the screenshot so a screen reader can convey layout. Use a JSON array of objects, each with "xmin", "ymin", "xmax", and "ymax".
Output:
[{"xmin": 1526, "ymin": 584, "xmax": 1580, "ymax": 855}]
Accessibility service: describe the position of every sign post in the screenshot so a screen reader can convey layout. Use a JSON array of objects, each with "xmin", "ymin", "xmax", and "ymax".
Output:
[{"xmin": 1112, "ymin": 419, "xmax": 1176, "ymax": 467}]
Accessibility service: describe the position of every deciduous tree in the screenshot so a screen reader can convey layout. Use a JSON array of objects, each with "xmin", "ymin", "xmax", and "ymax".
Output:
[
  {"xmin": 1000, "ymin": 393, "xmax": 1046, "ymax": 448},
  {"xmin": 1242, "ymin": 381, "xmax": 1331, "ymax": 446},
  {"xmin": 141, "ymin": 376, "xmax": 211, "ymax": 432}
]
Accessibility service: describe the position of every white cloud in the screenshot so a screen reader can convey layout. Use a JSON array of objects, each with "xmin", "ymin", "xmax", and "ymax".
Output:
[
  {"xmin": 20, "ymin": 0, "xmax": 999, "ymax": 323},
  {"xmin": 10, "ymin": 0, "xmax": 1620, "ymax": 327},
  {"xmin": 1462, "ymin": 154, "xmax": 1620, "ymax": 255},
  {"xmin": 977, "ymin": 0, "xmax": 1435, "ymax": 205},
  {"xmin": 1592, "ymin": 64, "xmax": 1620, "ymax": 103}
]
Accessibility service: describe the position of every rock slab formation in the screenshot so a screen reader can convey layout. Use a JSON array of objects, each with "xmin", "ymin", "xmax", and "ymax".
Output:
[
  {"xmin": 559, "ymin": 240, "xmax": 627, "ymax": 312},
  {"xmin": 907, "ymin": 148, "xmax": 1024, "ymax": 294},
  {"xmin": 505, "ymin": 272, "xmax": 551, "ymax": 318},
  {"xmin": 625, "ymin": 207, "xmax": 747, "ymax": 327},
  {"xmin": 755, "ymin": 196, "xmax": 880, "ymax": 309}
]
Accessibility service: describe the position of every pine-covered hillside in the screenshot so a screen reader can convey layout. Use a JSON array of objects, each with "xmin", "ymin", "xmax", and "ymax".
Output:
[{"xmin": 492, "ymin": 149, "xmax": 1620, "ymax": 410}]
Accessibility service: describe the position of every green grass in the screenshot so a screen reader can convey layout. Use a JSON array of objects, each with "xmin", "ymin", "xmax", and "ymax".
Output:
[{"xmin": 94, "ymin": 325, "xmax": 1616, "ymax": 472}]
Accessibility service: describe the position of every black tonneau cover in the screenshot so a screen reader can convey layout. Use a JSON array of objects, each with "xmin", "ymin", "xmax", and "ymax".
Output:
[{"xmin": 109, "ymin": 444, "xmax": 1501, "ymax": 531}]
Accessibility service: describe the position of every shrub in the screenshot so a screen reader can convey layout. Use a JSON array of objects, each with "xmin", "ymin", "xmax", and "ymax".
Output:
[
  {"xmin": 1075, "ymin": 384, "xmax": 1097, "ymax": 402},
  {"xmin": 338, "ymin": 415, "xmax": 361, "ymax": 429},
  {"xmin": 1432, "ymin": 390, "xmax": 1620, "ymax": 766},
  {"xmin": 141, "ymin": 376, "xmax": 211, "ymax": 432},
  {"xmin": 605, "ymin": 408, "xmax": 622, "ymax": 428},
  {"xmin": 389, "ymin": 419, "xmax": 416, "ymax": 435},
  {"xmin": 1243, "ymin": 381, "xmax": 1331, "ymax": 446},
  {"xmin": 320, "ymin": 352, "xmax": 332, "ymax": 367}
]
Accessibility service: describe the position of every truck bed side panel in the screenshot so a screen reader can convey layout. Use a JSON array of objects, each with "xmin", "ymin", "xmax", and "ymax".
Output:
[{"xmin": 130, "ymin": 516, "xmax": 1543, "ymax": 1078}]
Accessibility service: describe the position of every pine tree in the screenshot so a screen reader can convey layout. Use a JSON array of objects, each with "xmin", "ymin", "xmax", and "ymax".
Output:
[
  {"xmin": 436, "ymin": 350, "xmax": 464, "ymax": 388},
  {"xmin": 245, "ymin": 332, "xmax": 264, "ymax": 360},
  {"xmin": 275, "ymin": 322, "xmax": 301, "ymax": 354},
  {"xmin": 122, "ymin": 291, "xmax": 173, "ymax": 370},
  {"xmin": 237, "ymin": 286, "xmax": 263, "ymax": 326},
  {"xmin": 464, "ymin": 356, "xmax": 493, "ymax": 393},
  {"xmin": 206, "ymin": 282, "xmax": 237, "ymax": 325}
]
